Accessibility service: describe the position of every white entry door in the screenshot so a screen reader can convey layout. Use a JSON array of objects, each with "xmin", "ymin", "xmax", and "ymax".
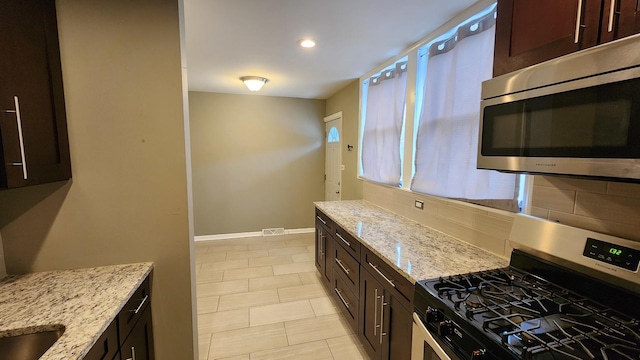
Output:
[{"xmin": 325, "ymin": 113, "xmax": 342, "ymax": 201}]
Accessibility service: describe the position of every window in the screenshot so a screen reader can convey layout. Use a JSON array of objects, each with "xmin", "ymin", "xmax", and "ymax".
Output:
[
  {"xmin": 359, "ymin": 60, "xmax": 408, "ymax": 186},
  {"xmin": 358, "ymin": 2, "xmax": 523, "ymax": 212},
  {"xmin": 328, "ymin": 126, "xmax": 340, "ymax": 142},
  {"xmin": 411, "ymin": 5, "xmax": 518, "ymax": 211}
]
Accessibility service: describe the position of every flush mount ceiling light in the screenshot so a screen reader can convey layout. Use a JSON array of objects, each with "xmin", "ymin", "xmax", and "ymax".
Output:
[
  {"xmin": 298, "ymin": 39, "xmax": 316, "ymax": 48},
  {"xmin": 240, "ymin": 76, "xmax": 268, "ymax": 91}
]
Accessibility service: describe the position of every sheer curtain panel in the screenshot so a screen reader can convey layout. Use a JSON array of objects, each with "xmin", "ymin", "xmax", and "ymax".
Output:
[
  {"xmin": 411, "ymin": 11, "xmax": 516, "ymax": 201},
  {"xmin": 361, "ymin": 62, "xmax": 407, "ymax": 186}
]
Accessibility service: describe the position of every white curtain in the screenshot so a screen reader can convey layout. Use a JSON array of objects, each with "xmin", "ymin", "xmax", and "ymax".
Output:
[
  {"xmin": 361, "ymin": 65, "xmax": 407, "ymax": 186},
  {"xmin": 411, "ymin": 14, "xmax": 516, "ymax": 200}
]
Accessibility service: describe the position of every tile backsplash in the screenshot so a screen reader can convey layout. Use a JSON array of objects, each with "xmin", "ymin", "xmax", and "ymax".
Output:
[
  {"xmin": 530, "ymin": 176, "xmax": 640, "ymax": 242},
  {"xmin": 362, "ymin": 182, "xmax": 515, "ymax": 259}
]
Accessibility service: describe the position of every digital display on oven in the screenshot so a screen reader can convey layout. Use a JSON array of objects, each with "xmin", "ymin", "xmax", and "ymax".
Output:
[{"xmin": 583, "ymin": 237, "xmax": 640, "ymax": 271}]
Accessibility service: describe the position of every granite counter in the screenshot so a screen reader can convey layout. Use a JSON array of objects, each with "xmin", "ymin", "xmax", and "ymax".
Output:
[
  {"xmin": 0, "ymin": 262, "xmax": 153, "ymax": 359},
  {"xmin": 315, "ymin": 200, "xmax": 508, "ymax": 283}
]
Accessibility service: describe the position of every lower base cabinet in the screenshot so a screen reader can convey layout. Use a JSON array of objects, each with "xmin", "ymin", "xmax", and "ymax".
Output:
[
  {"xmin": 85, "ymin": 274, "xmax": 154, "ymax": 360},
  {"xmin": 359, "ymin": 267, "xmax": 412, "ymax": 360},
  {"xmin": 121, "ymin": 303, "xmax": 155, "ymax": 360},
  {"xmin": 315, "ymin": 212, "xmax": 413, "ymax": 360}
]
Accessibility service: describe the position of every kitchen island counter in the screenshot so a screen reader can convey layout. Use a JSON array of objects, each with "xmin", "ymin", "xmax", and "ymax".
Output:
[
  {"xmin": 0, "ymin": 262, "xmax": 153, "ymax": 359},
  {"xmin": 315, "ymin": 200, "xmax": 508, "ymax": 283}
]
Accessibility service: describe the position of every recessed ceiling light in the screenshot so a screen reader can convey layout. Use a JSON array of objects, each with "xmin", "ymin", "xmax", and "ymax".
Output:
[{"xmin": 299, "ymin": 39, "xmax": 316, "ymax": 48}]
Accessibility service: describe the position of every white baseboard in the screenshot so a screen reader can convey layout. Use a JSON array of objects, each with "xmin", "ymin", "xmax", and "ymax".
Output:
[{"xmin": 194, "ymin": 228, "xmax": 314, "ymax": 242}]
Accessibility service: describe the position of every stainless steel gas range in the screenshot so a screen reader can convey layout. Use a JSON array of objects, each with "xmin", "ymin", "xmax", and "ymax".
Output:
[{"xmin": 412, "ymin": 214, "xmax": 640, "ymax": 360}]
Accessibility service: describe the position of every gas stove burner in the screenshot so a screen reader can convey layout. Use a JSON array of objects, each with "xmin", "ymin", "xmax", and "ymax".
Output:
[{"xmin": 465, "ymin": 294, "xmax": 483, "ymax": 309}]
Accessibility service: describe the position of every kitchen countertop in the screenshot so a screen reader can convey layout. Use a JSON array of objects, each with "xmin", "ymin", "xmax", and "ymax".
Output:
[
  {"xmin": 0, "ymin": 262, "xmax": 153, "ymax": 360},
  {"xmin": 315, "ymin": 200, "xmax": 508, "ymax": 283}
]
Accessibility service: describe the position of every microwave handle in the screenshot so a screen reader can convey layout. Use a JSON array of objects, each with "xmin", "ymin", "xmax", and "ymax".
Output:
[
  {"xmin": 574, "ymin": 0, "xmax": 583, "ymax": 43},
  {"xmin": 412, "ymin": 313, "xmax": 451, "ymax": 360}
]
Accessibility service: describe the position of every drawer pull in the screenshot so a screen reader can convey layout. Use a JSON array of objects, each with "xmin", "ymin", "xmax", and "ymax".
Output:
[
  {"xmin": 130, "ymin": 295, "xmax": 149, "ymax": 315},
  {"xmin": 607, "ymin": 0, "xmax": 616, "ymax": 32},
  {"xmin": 368, "ymin": 262, "xmax": 396, "ymax": 288},
  {"xmin": 379, "ymin": 295, "xmax": 387, "ymax": 344},
  {"xmin": 125, "ymin": 346, "xmax": 136, "ymax": 360},
  {"xmin": 316, "ymin": 215, "xmax": 327, "ymax": 225},
  {"xmin": 574, "ymin": 0, "xmax": 583, "ymax": 43},
  {"xmin": 335, "ymin": 232, "xmax": 351, "ymax": 247},
  {"xmin": 335, "ymin": 258, "xmax": 351, "ymax": 274},
  {"xmin": 3, "ymin": 96, "xmax": 28, "ymax": 180},
  {"xmin": 334, "ymin": 288, "xmax": 350, "ymax": 309}
]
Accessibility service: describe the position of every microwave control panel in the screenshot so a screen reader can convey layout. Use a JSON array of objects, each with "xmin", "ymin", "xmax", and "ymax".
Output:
[{"xmin": 583, "ymin": 238, "xmax": 640, "ymax": 272}]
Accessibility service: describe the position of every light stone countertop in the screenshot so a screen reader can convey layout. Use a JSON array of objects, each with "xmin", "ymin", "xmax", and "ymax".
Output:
[
  {"xmin": 315, "ymin": 200, "xmax": 508, "ymax": 283},
  {"xmin": 0, "ymin": 262, "xmax": 153, "ymax": 360}
]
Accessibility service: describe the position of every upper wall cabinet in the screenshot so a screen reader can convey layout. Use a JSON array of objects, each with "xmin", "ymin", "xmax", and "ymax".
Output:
[
  {"xmin": 0, "ymin": 0, "xmax": 71, "ymax": 189},
  {"xmin": 494, "ymin": 0, "xmax": 640, "ymax": 76}
]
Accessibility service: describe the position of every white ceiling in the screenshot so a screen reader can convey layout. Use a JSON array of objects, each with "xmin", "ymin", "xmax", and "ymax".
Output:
[{"xmin": 184, "ymin": 0, "xmax": 479, "ymax": 99}]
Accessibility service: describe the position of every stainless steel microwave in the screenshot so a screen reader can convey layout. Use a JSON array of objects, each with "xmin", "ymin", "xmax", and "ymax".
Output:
[{"xmin": 478, "ymin": 33, "xmax": 640, "ymax": 181}]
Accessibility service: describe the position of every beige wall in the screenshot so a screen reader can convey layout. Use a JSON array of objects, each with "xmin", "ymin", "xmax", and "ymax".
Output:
[
  {"xmin": 530, "ymin": 176, "xmax": 640, "ymax": 242},
  {"xmin": 189, "ymin": 92, "xmax": 325, "ymax": 236},
  {"xmin": 0, "ymin": 0, "xmax": 194, "ymax": 359},
  {"xmin": 326, "ymin": 80, "xmax": 363, "ymax": 200}
]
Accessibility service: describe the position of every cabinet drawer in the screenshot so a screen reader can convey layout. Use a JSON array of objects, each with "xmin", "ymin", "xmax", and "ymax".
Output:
[
  {"xmin": 362, "ymin": 248, "xmax": 413, "ymax": 310},
  {"xmin": 334, "ymin": 226, "xmax": 360, "ymax": 259},
  {"xmin": 333, "ymin": 243, "xmax": 360, "ymax": 298},
  {"xmin": 315, "ymin": 209, "xmax": 333, "ymax": 232},
  {"xmin": 118, "ymin": 275, "xmax": 151, "ymax": 345},
  {"xmin": 331, "ymin": 270, "xmax": 358, "ymax": 333},
  {"xmin": 85, "ymin": 318, "xmax": 119, "ymax": 360}
]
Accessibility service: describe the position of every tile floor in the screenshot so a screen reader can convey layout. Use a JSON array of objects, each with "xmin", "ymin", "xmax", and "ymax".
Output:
[{"xmin": 195, "ymin": 233, "xmax": 369, "ymax": 360}]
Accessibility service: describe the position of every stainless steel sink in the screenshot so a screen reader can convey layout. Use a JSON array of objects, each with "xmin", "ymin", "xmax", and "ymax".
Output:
[{"xmin": 0, "ymin": 328, "xmax": 65, "ymax": 360}]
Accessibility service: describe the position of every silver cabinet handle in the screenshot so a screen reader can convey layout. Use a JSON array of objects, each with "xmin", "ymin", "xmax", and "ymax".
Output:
[
  {"xmin": 368, "ymin": 262, "xmax": 396, "ymax": 288},
  {"xmin": 125, "ymin": 346, "xmax": 136, "ymax": 360},
  {"xmin": 319, "ymin": 231, "xmax": 325, "ymax": 259},
  {"xmin": 574, "ymin": 0, "xmax": 584, "ymax": 43},
  {"xmin": 334, "ymin": 288, "xmax": 349, "ymax": 309},
  {"xmin": 379, "ymin": 294, "xmax": 387, "ymax": 344},
  {"xmin": 130, "ymin": 294, "xmax": 148, "ymax": 315},
  {"xmin": 373, "ymin": 288, "xmax": 379, "ymax": 336},
  {"xmin": 335, "ymin": 232, "xmax": 350, "ymax": 247},
  {"xmin": 316, "ymin": 215, "xmax": 327, "ymax": 225},
  {"xmin": 608, "ymin": 0, "xmax": 617, "ymax": 32},
  {"xmin": 3, "ymin": 96, "xmax": 28, "ymax": 180},
  {"xmin": 335, "ymin": 258, "xmax": 350, "ymax": 274}
]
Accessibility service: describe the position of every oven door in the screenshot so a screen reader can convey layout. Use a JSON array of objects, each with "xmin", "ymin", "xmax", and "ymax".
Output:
[{"xmin": 412, "ymin": 313, "xmax": 460, "ymax": 360}]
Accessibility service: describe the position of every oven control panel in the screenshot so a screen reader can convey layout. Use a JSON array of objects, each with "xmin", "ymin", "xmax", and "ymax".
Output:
[{"xmin": 583, "ymin": 237, "xmax": 640, "ymax": 272}]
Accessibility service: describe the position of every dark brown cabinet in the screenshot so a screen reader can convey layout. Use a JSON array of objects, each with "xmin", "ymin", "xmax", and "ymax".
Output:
[
  {"xmin": 359, "ymin": 254, "xmax": 412, "ymax": 360},
  {"xmin": 85, "ymin": 275, "xmax": 154, "ymax": 360},
  {"xmin": 314, "ymin": 208, "xmax": 413, "ymax": 360},
  {"xmin": 315, "ymin": 210, "xmax": 333, "ymax": 287},
  {"xmin": 494, "ymin": 0, "xmax": 640, "ymax": 76},
  {"xmin": 0, "ymin": 0, "xmax": 71, "ymax": 189}
]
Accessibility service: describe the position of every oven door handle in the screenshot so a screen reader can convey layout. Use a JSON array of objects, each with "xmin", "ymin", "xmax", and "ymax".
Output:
[{"xmin": 412, "ymin": 313, "xmax": 451, "ymax": 360}]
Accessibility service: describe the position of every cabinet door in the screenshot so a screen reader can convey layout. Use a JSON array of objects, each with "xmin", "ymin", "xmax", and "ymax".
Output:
[
  {"xmin": 315, "ymin": 224, "xmax": 332, "ymax": 288},
  {"xmin": 382, "ymin": 295, "xmax": 412, "ymax": 360},
  {"xmin": 493, "ymin": 0, "xmax": 601, "ymax": 76},
  {"xmin": 599, "ymin": 0, "xmax": 640, "ymax": 43},
  {"xmin": 359, "ymin": 268, "xmax": 384, "ymax": 360},
  {"xmin": 0, "ymin": 0, "xmax": 71, "ymax": 189},
  {"xmin": 121, "ymin": 304, "xmax": 155, "ymax": 360}
]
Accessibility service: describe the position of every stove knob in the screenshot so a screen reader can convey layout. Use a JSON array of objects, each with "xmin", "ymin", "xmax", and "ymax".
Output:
[
  {"xmin": 471, "ymin": 349, "xmax": 487, "ymax": 360},
  {"xmin": 425, "ymin": 307, "xmax": 443, "ymax": 323},
  {"xmin": 438, "ymin": 320, "xmax": 453, "ymax": 337}
]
